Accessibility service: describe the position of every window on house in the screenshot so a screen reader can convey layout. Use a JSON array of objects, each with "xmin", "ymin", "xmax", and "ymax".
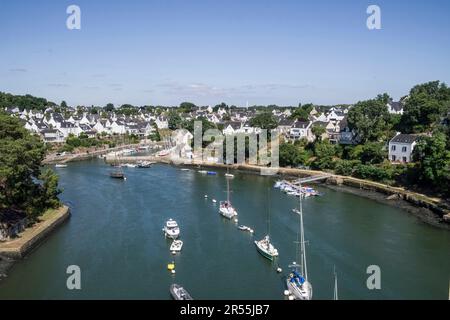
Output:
[
  {"xmin": 392, "ymin": 155, "xmax": 396, "ymax": 161},
  {"xmin": 391, "ymin": 145, "xmax": 396, "ymax": 151},
  {"xmin": 402, "ymin": 146, "xmax": 407, "ymax": 152},
  {"xmin": 402, "ymin": 157, "xmax": 407, "ymax": 162}
]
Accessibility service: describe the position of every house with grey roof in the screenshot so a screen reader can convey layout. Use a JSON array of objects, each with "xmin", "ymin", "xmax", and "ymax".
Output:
[
  {"xmin": 388, "ymin": 133, "xmax": 419, "ymax": 163},
  {"xmin": 387, "ymin": 100, "xmax": 404, "ymax": 115}
]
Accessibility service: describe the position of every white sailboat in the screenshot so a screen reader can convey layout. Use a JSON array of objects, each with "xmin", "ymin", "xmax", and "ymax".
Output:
[
  {"xmin": 219, "ymin": 178, "xmax": 238, "ymax": 219},
  {"xmin": 286, "ymin": 183, "xmax": 313, "ymax": 300},
  {"xmin": 255, "ymin": 189, "xmax": 278, "ymax": 260}
]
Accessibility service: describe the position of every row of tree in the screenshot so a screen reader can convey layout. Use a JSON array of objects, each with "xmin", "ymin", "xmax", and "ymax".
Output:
[{"xmin": 0, "ymin": 112, "xmax": 61, "ymax": 218}]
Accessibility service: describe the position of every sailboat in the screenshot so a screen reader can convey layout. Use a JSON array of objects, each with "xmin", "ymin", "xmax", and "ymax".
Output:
[
  {"xmin": 110, "ymin": 152, "xmax": 125, "ymax": 179},
  {"xmin": 219, "ymin": 177, "xmax": 238, "ymax": 219},
  {"xmin": 333, "ymin": 267, "xmax": 338, "ymax": 300},
  {"xmin": 286, "ymin": 183, "xmax": 312, "ymax": 300},
  {"xmin": 255, "ymin": 189, "xmax": 278, "ymax": 260}
]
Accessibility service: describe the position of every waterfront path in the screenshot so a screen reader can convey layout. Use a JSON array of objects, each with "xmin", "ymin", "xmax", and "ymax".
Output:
[{"xmin": 43, "ymin": 142, "xmax": 161, "ymax": 164}]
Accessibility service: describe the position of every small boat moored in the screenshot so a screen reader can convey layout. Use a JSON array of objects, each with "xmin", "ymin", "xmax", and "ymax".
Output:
[
  {"xmin": 163, "ymin": 219, "xmax": 180, "ymax": 239},
  {"xmin": 170, "ymin": 284, "xmax": 193, "ymax": 300},
  {"xmin": 255, "ymin": 235, "xmax": 279, "ymax": 261},
  {"xmin": 137, "ymin": 161, "xmax": 154, "ymax": 168},
  {"xmin": 170, "ymin": 240, "xmax": 183, "ymax": 252},
  {"xmin": 55, "ymin": 164, "xmax": 67, "ymax": 168}
]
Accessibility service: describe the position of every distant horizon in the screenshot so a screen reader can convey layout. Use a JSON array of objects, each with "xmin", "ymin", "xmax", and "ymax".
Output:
[{"xmin": 2, "ymin": 0, "xmax": 450, "ymax": 106}]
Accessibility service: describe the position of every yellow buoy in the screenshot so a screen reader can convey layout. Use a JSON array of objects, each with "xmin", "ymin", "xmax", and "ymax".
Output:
[{"xmin": 167, "ymin": 263, "xmax": 175, "ymax": 270}]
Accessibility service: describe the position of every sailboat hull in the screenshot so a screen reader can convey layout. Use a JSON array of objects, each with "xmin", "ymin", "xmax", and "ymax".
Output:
[
  {"xmin": 254, "ymin": 241, "xmax": 276, "ymax": 261},
  {"xmin": 286, "ymin": 279, "xmax": 312, "ymax": 300}
]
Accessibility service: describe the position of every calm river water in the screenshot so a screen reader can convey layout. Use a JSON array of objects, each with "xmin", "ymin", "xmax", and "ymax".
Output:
[{"xmin": 0, "ymin": 159, "xmax": 449, "ymax": 299}]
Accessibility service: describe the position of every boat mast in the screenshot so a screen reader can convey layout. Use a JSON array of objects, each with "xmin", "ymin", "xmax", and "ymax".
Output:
[
  {"xmin": 299, "ymin": 182, "xmax": 308, "ymax": 280},
  {"xmin": 267, "ymin": 187, "xmax": 271, "ymax": 237},
  {"xmin": 227, "ymin": 178, "xmax": 230, "ymax": 203},
  {"xmin": 333, "ymin": 266, "xmax": 338, "ymax": 300}
]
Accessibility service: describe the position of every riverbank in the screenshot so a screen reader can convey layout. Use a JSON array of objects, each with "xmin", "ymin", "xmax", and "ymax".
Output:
[
  {"xmin": 0, "ymin": 206, "xmax": 70, "ymax": 260},
  {"xmin": 109, "ymin": 155, "xmax": 450, "ymax": 229},
  {"xmin": 43, "ymin": 142, "xmax": 161, "ymax": 165}
]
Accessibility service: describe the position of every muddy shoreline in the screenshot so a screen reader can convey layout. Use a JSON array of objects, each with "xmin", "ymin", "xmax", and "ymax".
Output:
[{"xmin": 320, "ymin": 183, "xmax": 450, "ymax": 230}]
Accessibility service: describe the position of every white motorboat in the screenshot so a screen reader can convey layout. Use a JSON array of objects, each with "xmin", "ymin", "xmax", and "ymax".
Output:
[
  {"xmin": 170, "ymin": 240, "xmax": 183, "ymax": 252},
  {"xmin": 274, "ymin": 181, "xmax": 283, "ymax": 188},
  {"xmin": 170, "ymin": 284, "xmax": 193, "ymax": 300},
  {"xmin": 219, "ymin": 178, "xmax": 238, "ymax": 219},
  {"xmin": 137, "ymin": 161, "xmax": 153, "ymax": 168},
  {"xmin": 163, "ymin": 219, "xmax": 180, "ymax": 239},
  {"xmin": 225, "ymin": 166, "xmax": 234, "ymax": 178},
  {"xmin": 198, "ymin": 170, "xmax": 207, "ymax": 174},
  {"xmin": 255, "ymin": 235, "xmax": 279, "ymax": 261},
  {"xmin": 286, "ymin": 182, "xmax": 313, "ymax": 300},
  {"xmin": 55, "ymin": 164, "xmax": 67, "ymax": 168}
]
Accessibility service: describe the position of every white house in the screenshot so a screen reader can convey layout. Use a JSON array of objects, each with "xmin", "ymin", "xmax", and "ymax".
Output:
[
  {"xmin": 388, "ymin": 133, "xmax": 419, "ymax": 163},
  {"xmin": 222, "ymin": 121, "xmax": 242, "ymax": 135},
  {"xmin": 155, "ymin": 116, "xmax": 168, "ymax": 129},
  {"xmin": 387, "ymin": 101, "xmax": 404, "ymax": 115},
  {"xmin": 289, "ymin": 121, "xmax": 313, "ymax": 141},
  {"xmin": 41, "ymin": 128, "xmax": 65, "ymax": 143},
  {"xmin": 110, "ymin": 120, "xmax": 126, "ymax": 134},
  {"xmin": 59, "ymin": 121, "xmax": 81, "ymax": 138}
]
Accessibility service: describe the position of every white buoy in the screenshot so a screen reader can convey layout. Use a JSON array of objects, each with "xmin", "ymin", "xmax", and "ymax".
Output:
[
  {"xmin": 288, "ymin": 295, "xmax": 295, "ymax": 300},
  {"xmin": 212, "ymin": 199, "xmax": 217, "ymax": 203},
  {"xmin": 234, "ymin": 218, "xmax": 238, "ymax": 223},
  {"xmin": 172, "ymin": 251, "xmax": 176, "ymax": 255},
  {"xmin": 277, "ymin": 267, "xmax": 282, "ymax": 273},
  {"xmin": 284, "ymin": 290, "xmax": 290, "ymax": 296},
  {"xmin": 171, "ymin": 270, "xmax": 176, "ymax": 274},
  {"xmin": 250, "ymin": 229, "xmax": 254, "ymax": 233},
  {"xmin": 204, "ymin": 195, "xmax": 208, "ymax": 198}
]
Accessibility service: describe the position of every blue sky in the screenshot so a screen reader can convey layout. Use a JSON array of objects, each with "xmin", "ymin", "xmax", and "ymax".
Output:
[{"xmin": 1, "ymin": 0, "xmax": 450, "ymax": 107}]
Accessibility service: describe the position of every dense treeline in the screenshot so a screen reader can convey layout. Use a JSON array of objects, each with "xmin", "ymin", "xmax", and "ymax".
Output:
[
  {"xmin": 0, "ymin": 92, "xmax": 56, "ymax": 112},
  {"xmin": 0, "ymin": 112, "xmax": 61, "ymax": 218}
]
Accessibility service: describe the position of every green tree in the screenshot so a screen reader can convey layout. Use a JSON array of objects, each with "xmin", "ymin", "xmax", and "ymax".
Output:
[
  {"xmin": 347, "ymin": 98, "xmax": 389, "ymax": 143},
  {"xmin": 400, "ymin": 81, "xmax": 450, "ymax": 133},
  {"xmin": 350, "ymin": 142, "xmax": 386, "ymax": 165},
  {"xmin": 249, "ymin": 112, "xmax": 278, "ymax": 130},
  {"xmin": 311, "ymin": 141, "xmax": 336, "ymax": 170},
  {"xmin": 0, "ymin": 112, "xmax": 60, "ymax": 218},
  {"xmin": 412, "ymin": 133, "xmax": 450, "ymax": 195},
  {"xmin": 291, "ymin": 103, "xmax": 314, "ymax": 121},
  {"xmin": 179, "ymin": 102, "xmax": 196, "ymax": 113},
  {"xmin": 279, "ymin": 143, "xmax": 310, "ymax": 167},
  {"xmin": 104, "ymin": 103, "xmax": 114, "ymax": 112},
  {"xmin": 168, "ymin": 110, "xmax": 183, "ymax": 130},
  {"xmin": 61, "ymin": 100, "xmax": 68, "ymax": 109},
  {"xmin": 311, "ymin": 124, "xmax": 326, "ymax": 142}
]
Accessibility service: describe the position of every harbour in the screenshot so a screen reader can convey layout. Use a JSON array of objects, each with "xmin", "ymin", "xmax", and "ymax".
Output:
[{"xmin": 0, "ymin": 159, "xmax": 449, "ymax": 299}]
